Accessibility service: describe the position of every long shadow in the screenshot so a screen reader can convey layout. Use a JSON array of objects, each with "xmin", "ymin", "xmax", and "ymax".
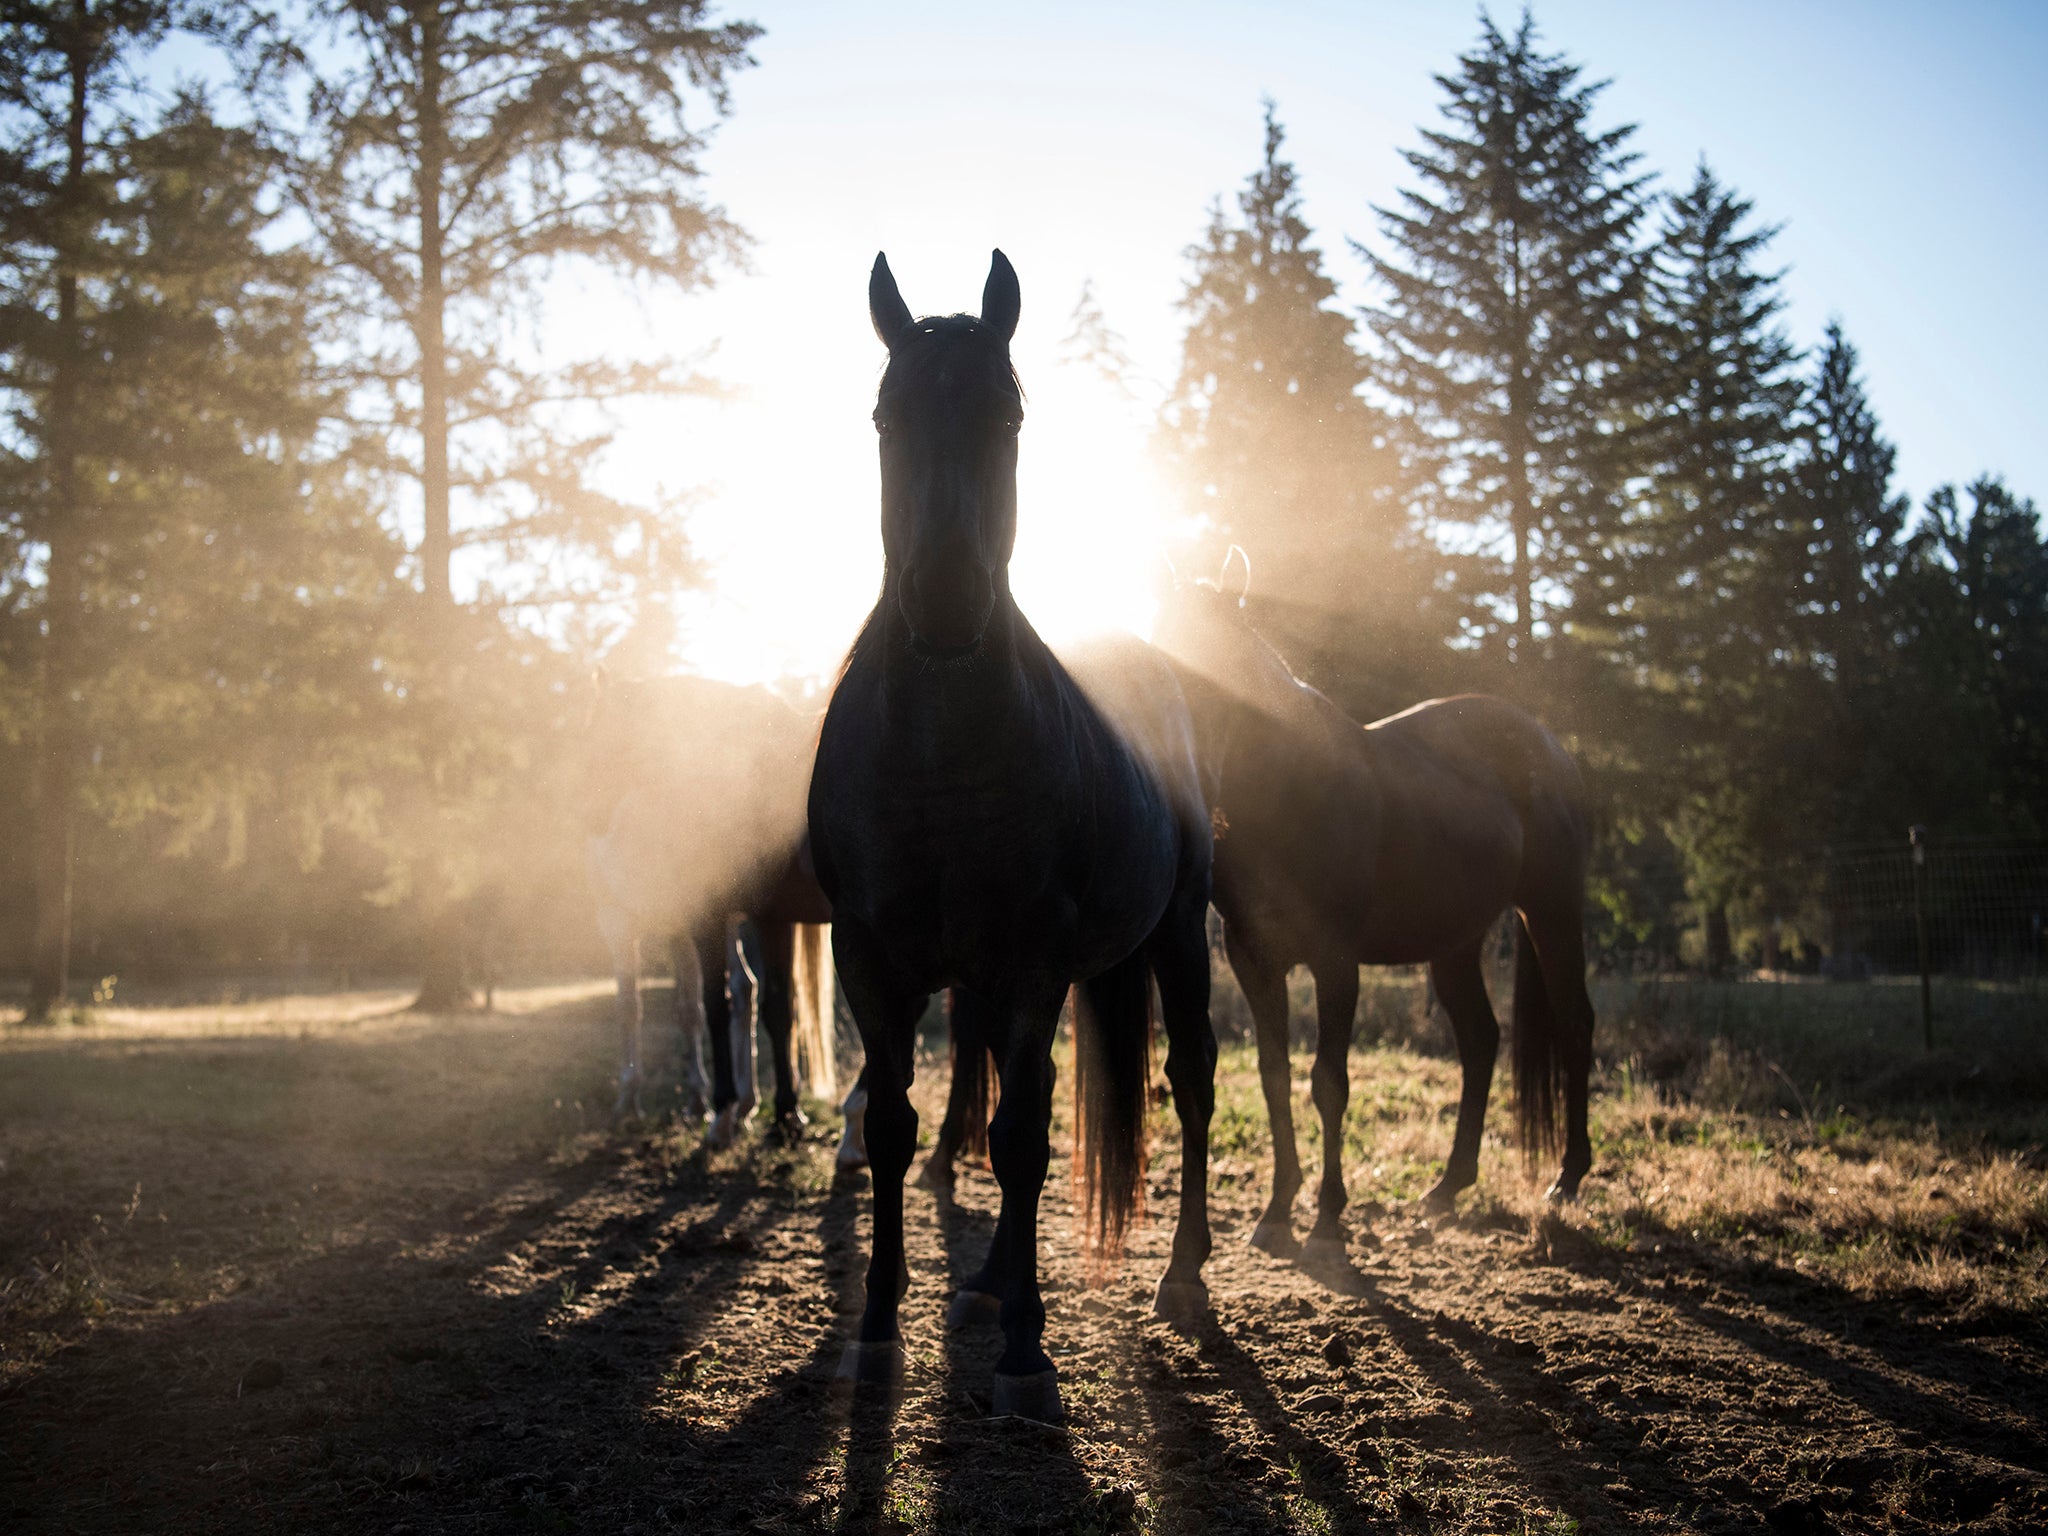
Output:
[
  {"xmin": 1346, "ymin": 1264, "xmax": 1701, "ymax": 1531},
  {"xmin": 1652, "ymin": 1259, "xmax": 2048, "ymax": 1468},
  {"xmin": 1129, "ymin": 1322, "xmax": 1302, "ymax": 1533},
  {"xmin": 1197, "ymin": 1326, "xmax": 1385, "ymax": 1531},
  {"xmin": 631, "ymin": 1164, "xmax": 885, "ymax": 1530},
  {"xmin": 0, "ymin": 1104, "xmax": 852, "ymax": 1534},
  {"xmin": 1523, "ymin": 1223, "xmax": 2048, "ymax": 1469},
  {"xmin": 922, "ymin": 1174, "xmax": 1097, "ymax": 1533}
]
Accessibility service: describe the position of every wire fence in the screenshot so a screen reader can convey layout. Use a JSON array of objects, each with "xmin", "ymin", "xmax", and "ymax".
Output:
[
  {"xmin": 1589, "ymin": 832, "xmax": 2048, "ymax": 982},
  {"xmin": 1827, "ymin": 835, "xmax": 2048, "ymax": 981}
]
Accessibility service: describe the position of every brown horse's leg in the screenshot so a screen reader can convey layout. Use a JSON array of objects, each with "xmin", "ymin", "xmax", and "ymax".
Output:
[
  {"xmin": 1227, "ymin": 925, "xmax": 1300, "ymax": 1256},
  {"xmin": 1151, "ymin": 891, "xmax": 1217, "ymax": 1328},
  {"xmin": 701, "ymin": 925, "xmax": 745, "ymax": 1148},
  {"xmin": 920, "ymin": 987, "xmax": 991, "ymax": 1193},
  {"xmin": 1301, "ymin": 959, "xmax": 1359, "ymax": 1265},
  {"xmin": 1525, "ymin": 908, "xmax": 1597, "ymax": 1201},
  {"xmin": 831, "ymin": 921, "xmax": 921, "ymax": 1379},
  {"xmin": 1424, "ymin": 941, "xmax": 1499, "ymax": 1215},
  {"xmin": 754, "ymin": 919, "xmax": 806, "ymax": 1141}
]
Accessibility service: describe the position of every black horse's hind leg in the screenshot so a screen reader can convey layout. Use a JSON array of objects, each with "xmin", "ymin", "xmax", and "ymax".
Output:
[
  {"xmin": 1301, "ymin": 959, "xmax": 1359, "ymax": 1267},
  {"xmin": 1227, "ymin": 923, "xmax": 1300, "ymax": 1256},
  {"xmin": 1525, "ymin": 905, "xmax": 1597, "ymax": 1201},
  {"xmin": 1423, "ymin": 939, "xmax": 1499, "ymax": 1214},
  {"xmin": 753, "ymin": 919, "xmax": 807, "ymax": 1143},
  {"xmin": 920, "ymin": 987, "xmax": 991, "ymax": 1193},
  {"xmin": 1152, "ymin": 892, "xmax": 1217, "ymax": 1329},
  {"xmin": 831, "ymin": 920, "xmax": 922, "ymax": 1381}
]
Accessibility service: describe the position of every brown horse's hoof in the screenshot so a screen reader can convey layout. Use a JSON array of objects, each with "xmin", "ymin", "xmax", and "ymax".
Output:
[
  {"xmin": 1152, "ymin": 1276, "xmax": 1210, "ymax": 1333},
  {"xmin": 705, "ymin": 1105, "xmax": 743, "ymax": 1150},
  {"xmin": 1298, "ymin": 1232, "xmax": 1349, "ymax": 1272},
  {"xmin": 913, "ymin": 1156, "xmax": 956, "ymax": 1194},
  {"xmin": 1247, "ymin": 1218, "xmax": 1299, "ymax": 1258},
  {"xmin": 1418, "ymin": 1179, "xmax": 1464, "ymax": 1217},
  {"xmin": 946, "ymin": 1288, "xmax": 1002, "ymax": 1329},
  {"xmin": 1298, "ymin": 1235, "xmax": 1368, "ymax": 1296},
  {"xmin": 835, "ymin": 1340, "xmax": 905, "ymax": 1384},
  {"xmin": 991, "ymin": 1368, "xmax": 1063, "ymax": 1423}
]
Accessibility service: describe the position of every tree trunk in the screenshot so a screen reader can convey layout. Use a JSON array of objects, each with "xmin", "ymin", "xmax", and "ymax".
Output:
[
  {"xmin": 404, "ymin": 6, "xmax": 475, "ymax": 1012},
  {"xmin": 27, "ymin": 32, "xmax": 93, "ymax": 1023},
  {"xmin": 1704, "ymin": 904, "xmax": 1733, "ymax": 974}
]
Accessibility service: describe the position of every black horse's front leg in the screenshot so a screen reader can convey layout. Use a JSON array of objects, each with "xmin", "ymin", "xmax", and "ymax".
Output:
[
  {"xmin": 981, "ymin": 983, "xmax": 1065, "ymax": 1420},
  {"xmin": 830, "ymin": 921, "xmax": 923, "ymax": 1383}
]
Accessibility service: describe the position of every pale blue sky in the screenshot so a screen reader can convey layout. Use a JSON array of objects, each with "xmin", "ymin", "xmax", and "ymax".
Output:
[{"xmin": 614, "ymin": 1, "xmax": 2046, "ymax": 675}]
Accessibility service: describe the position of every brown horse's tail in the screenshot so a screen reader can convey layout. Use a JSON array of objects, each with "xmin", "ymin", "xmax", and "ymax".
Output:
[
  {"xmin": 1511, "ymin": 912, "xmax": 1564, "ymax": 1164},
  {"xmin": 1071, "ymin": 950, "xmax": 1151, "ymax": 1268},
  {"xmin": 945, "ymin": 988, "xmax": 993, "ymax": 1162},
  {"xmin": 792, "ymin": 924, "xmax": 838, "ymax": 1101}
]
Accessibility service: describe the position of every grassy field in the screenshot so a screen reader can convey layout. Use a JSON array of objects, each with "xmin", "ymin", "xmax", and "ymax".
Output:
[{"xmin": 1, "ymin": 969, "xmax": 2044, "ymax": 1532}]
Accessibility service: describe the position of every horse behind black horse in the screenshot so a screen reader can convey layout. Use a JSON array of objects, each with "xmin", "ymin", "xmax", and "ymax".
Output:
[{"xmin": 808, "ymin": 250, "xmax": 1217, "ymax": 1424}]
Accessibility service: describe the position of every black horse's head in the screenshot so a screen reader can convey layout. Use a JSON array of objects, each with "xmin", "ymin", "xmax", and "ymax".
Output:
[{"xmin": 868, "ymin": 250, "xmax": 1024, "ymax": 658}]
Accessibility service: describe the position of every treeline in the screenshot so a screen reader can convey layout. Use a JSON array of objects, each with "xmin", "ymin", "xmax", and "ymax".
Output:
[
  {"xmin": 1150, "ymin": 16, "xmax": 2047, "ymax": 969},
  {"xmin": 2, "ymin": 7, "xmax": 2039, "ymax": 1008},
  {"xmin": 0, "ymin": 2, "xmax": 760, "ymax": 1013}
]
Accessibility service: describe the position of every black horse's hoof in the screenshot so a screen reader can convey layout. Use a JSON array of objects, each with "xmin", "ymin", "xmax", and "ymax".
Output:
[
  {"xmin": 991, "ymin": 1368, "xmax": 1063, "ymax": 1423},
  {"xmin": 945, "ymin": 1288, "xmax": 1002, "ymax": 1329},
  {"xmin": 1247, "ymin": 1218, "xmax": 1299, "ymax": 1258},
  {"xmin": 835, "ymin": 1340, "xmax": 905, "ymax": 1384},
  {"xmin": 1152, "ymin": 1276, "xmax": 1210, "ymax": 1333},
  {"xmin": 769, "ymin": 1110, "xmax": 809, "ymax": 1147},
  {"xmin": 1545, "ymin": 1177, "xmax": 1583, "ymax": 1205}
]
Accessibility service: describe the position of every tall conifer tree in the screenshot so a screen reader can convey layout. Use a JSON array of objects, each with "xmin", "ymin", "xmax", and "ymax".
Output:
[
  {"xmin": 1359, "ymin": 10, "xmax": 1652, "ymax": 666},
  {"xmin": 1621, "ymin": 162, "xmax": 1803, "ymax": 960},
  {"xmin": 237, "ymin": 0, "xmax": 759, "ymax": 1006},
  {"xmin": 1160, "ymin": 104, "xmax": 1408, "ymax": 702}
]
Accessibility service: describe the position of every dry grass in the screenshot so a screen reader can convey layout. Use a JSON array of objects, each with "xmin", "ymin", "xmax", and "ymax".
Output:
[{"xmin": 1209, "ymin": 959, "xmax": 2048, "ymax": 1317}]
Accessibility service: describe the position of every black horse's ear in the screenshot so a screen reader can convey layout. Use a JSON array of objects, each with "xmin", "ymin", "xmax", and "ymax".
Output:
[
  {"xmin": 981, "ymin": 249, "xmax": 1020, "ymax": 343},
  {"xmin": 870, "ymin": 253, "xmax": 914, "ymax": 351}
]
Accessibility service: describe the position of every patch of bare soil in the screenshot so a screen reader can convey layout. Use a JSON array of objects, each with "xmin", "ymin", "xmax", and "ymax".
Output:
[{"xmin": 2, "ymin": 990, "xmax": 2044, "ymax": 1533}]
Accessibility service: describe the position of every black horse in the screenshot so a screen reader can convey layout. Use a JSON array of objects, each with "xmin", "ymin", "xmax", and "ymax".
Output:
[{"xmin": 808, "ymin": 250, "xmax": 1218, "ymax": 1423}]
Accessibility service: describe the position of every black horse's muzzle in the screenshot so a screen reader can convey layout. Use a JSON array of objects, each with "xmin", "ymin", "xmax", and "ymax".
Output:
[{"xmin": 900, "ymin": 548, "xmax": 994, "ymax": 655}]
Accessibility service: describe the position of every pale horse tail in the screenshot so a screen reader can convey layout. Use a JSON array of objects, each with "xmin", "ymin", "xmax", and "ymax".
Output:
[{"xmin": 791, "ymin": 923, "xmax": 838, "ymax": 1101}]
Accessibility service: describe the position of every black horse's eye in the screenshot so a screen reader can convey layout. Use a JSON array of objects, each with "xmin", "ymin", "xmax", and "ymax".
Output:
[{"xmin": 874, "ymin": 418, "xmax": 892, "ymax": 439}]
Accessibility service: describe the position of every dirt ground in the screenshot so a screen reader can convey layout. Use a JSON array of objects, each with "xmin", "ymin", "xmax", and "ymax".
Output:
[{"xmin": 2, "ymin": 982, "xmax": 2045, "ymax": 1534}]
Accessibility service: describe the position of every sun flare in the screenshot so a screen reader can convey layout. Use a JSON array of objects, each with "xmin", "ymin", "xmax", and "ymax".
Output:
[{"xmin": 642, "ymin": 343, "xmax": 1187, "ymax": 688}]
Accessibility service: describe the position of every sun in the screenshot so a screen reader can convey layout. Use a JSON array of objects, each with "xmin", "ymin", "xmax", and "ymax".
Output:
[{"xmin": 642, "ymin": 342, "xmax": 1187, "ymax": 688}]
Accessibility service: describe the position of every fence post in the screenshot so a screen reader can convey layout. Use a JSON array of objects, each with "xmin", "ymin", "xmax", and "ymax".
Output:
[{"xmin": 1909, "ymin": 825, "xmax": 1933, "ymax": 1050}]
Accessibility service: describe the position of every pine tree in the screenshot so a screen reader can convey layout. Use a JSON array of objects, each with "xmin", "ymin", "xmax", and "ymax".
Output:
[
  {"xmin": 235, "ymin": 0, "xmax": 759, "ymax": 1006},
  {"xmin": 0, "ymin": 15, "xmax": 394, "ymax": 1014},
  {"xmin": 1159, "ymin": 103, "xmax": 1409, "ymax": 702},
  {"xmin": 1888, "ymin": 478, "xmax": 2048, "ymax": 836},
  {"xmin": 0, "ymin": 1, "xmax": 182, "ymax": 1017},
  {"xmin": 1359, "ymin": 10, "xmax": 1652, "ymax": 666},
  {"xmin": 1620, "ymin": 162, "xmax": 1804, "ymax": 961}
]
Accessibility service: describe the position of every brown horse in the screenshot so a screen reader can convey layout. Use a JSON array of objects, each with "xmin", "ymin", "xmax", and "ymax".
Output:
[
  {"xmin": 1154, "ymin": 577, "xmax": 1596, "ymax": 1268},
  {"xmin": 581, "ymin": 674, "xmax": 836, "ymax": 1142}
]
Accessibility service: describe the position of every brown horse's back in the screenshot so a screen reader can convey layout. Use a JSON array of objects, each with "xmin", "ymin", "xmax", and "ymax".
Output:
[{"xmin": 1349, "ymin": 694, "xmax": 1588, "ymax": 961}]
